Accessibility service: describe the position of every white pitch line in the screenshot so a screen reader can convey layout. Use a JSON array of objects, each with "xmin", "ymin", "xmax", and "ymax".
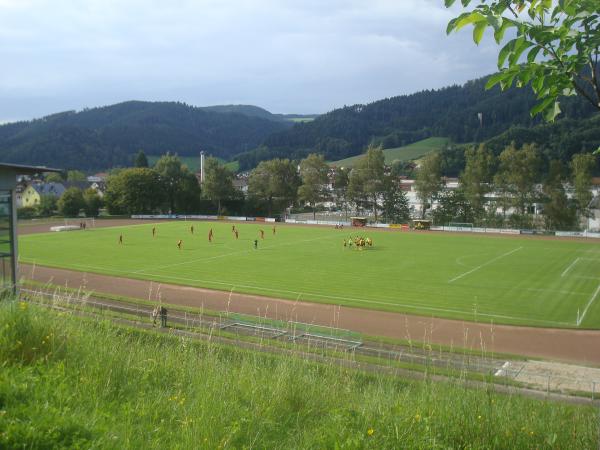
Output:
[
  {"xmin": 448, "ymin": 247, "xmax": 523, "ymax": 283},
  {"xmin": 134, "ymin": 272, "xmax": 572, "ymax": 326},
  {"xmin": 561, "ymin": 257, "xmax": 581, "ymax": 277},
  {"xmin": 577, "ymin": 283, "xmax": 600, "ymax": 326},
  {"xmin": 132, "ymin": 234, "xmax": 338, "ymax": 274}
]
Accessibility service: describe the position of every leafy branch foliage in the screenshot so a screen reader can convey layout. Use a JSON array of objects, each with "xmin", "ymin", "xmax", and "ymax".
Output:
[{"xmin": 446, "ymin": 0, "xmax": 600, "ymax": 120}]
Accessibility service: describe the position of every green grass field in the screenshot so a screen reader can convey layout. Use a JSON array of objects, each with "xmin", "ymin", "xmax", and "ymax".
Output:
[
  {"xmin": 329, "ymin": 137, "xmax": 450, "ymax": 168},
  {"xmin": 19, "ymin": 221, "xmax": 600, "ymax": 328}
]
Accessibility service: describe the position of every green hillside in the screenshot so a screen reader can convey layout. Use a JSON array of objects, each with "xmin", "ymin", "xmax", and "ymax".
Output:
[
  {"xmin": 147, "ymin": 155, "xmax": 239, "ymax": 173},
  {"xmin": 330, "ymin": 137, "xmax": 450, "ymax": 168}
]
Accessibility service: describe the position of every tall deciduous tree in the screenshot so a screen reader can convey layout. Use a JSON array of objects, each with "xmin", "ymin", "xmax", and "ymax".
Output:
[
  {"xmin": 348, "ymin": 146, "xmax": 386, "ymax": 220},
  {"xmin": 58, "ymin": 187, "xmax": 85, "ymax": 217},
  {"xmin": 494, "ymin": 143, "xmax": 541, "ymax": 219},
  {"xmin": 202, "ymin": 157, "xmax": 235, "ymax": 215},
  {"xmin": 381, "ymin": 174, "xmax": 410, "ymax": 224},
  {"xmin": 445, "ymin": 0, "xmax": 600, "ymax": 120},
  {"xmin": 154, "ymin": 153, "xmax": 200, "ymax": 213},
  {"xmin": 248, "ymin": 159, "xmax": 300, "ymax": 216},
  {"xmin": 298, "ymin": 153, "xmax": 330, "ymax": 220},
  {"xmin": 37, "ymin": 194, "xmax": 58, "ymax": 217},
  {"xmin": 104, "ymin": 168, "xmax": 165, "ymax": 215},
  {"xmin": 66, "ymin": 170, "xmax": 86, "ymax": 182},
  {"xmin": 333, "ymin": 167, "xmax": 350, "ymax": 220},
  {"xmin": 461, "ymin": 144, "xmax": 495, "ymax": 220},
  {"xmin": 571, "ymin": 152, "xmax": 596, "ymax": 217},
  {"xmin": 543, "ymin": 160, "xmax": 576, "ymax": 230},
  {"xmin": 83, "ymin": 188, "xmax": 103, "ymax": 217},
  {"xmin": 432, "ymin": 188, "xmax": 475, "ymax": 226},
  {"xmin": 415, "ymin": 153, "xmax": 443, "ymax": 219}
]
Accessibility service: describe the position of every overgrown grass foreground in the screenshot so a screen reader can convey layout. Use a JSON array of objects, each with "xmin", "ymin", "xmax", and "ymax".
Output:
[{"xmin": 0, "ymin": 301, "xmax": 597, "ymax": 449}]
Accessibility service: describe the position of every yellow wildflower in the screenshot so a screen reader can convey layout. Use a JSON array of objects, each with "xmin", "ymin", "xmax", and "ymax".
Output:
[
  {"xmin": 367, "ymin": 428, "xmax": 374, "ymax": 436},
  {"xmin": 414, "ymin": 413, "xmax": 421, "ymax": 422}
]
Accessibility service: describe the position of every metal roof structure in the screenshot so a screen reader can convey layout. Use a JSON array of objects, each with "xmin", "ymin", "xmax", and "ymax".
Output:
[{"xmin": 0, "ymin": 163, "xmax": 62, "ymax": 174}]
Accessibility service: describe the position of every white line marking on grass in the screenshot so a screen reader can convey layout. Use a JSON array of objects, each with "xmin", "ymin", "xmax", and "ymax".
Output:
[
  {"xmin": 573, "ymin": 275, "xmax": 600, "ymax": 281},
  {"xmin": 131, "ymin": 234, "xmax": 338, "ymax": 274},
  {"xmin": 135, "ymin": 272, "xmax": 573, "ymax": 327},
  {"xmin": 561, "ymin": 257, "xmax": 581, "ymax": 277},
  {"xmin": 22, "ymin": 259, "xmax": 573, "ymax": 327},
  {"xmin": 448, "ymin": 247, "xmax": 523, "ymax": 283},
  {"xmin": 577, "ymin": 283, "xmax": 600, "ymax": 326}
]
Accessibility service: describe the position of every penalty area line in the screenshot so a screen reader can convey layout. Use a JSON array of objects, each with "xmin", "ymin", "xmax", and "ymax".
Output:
[
  {"xmin": 577, "ymin": 283, "xmax": 600, "ymax": 326},
  {"xmin": 448, "ymin": 247, "xmax": 523, "ymax": 283},
  {"xmin": 561, "ymin": 257, "xmax": 580, "ymax": 277}
]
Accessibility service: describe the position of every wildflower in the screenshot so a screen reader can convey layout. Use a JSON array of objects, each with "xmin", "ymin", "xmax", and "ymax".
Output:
[
  {"xmin": 414, "ymin": 413, "xmax": 421, "ymax": 423},
  {"xmin": 478, "ymin": 415, "xmax": 482, "ymax": 420},
  {"xmin": 367, "ymin": 428, "xmax": 374, "ymax": 436},
  {"xmin": 18, "ymin": 301, "xmax": 27, "ymax": 310}
]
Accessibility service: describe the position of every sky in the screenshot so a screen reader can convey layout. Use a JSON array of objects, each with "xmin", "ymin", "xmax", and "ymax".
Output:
[{"xmin": 0, "ymin": 0, "xmax": 501, "ymax": 122}]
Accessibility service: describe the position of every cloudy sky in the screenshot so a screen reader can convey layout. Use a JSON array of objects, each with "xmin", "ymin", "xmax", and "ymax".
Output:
[{"xmin": 0, "ymin": 0, "xmax": 501, "ymax": 122}]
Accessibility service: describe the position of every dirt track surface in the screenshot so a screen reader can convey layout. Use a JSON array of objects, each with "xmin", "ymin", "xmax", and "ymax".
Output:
[{"xmin": 21, "ymin": 263, "xmax": 600, "ymax": 365}]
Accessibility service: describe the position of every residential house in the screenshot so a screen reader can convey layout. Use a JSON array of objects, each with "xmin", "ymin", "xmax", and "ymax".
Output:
[{"xmin": 17, "ymin": 182, "xmax": 66, "ymax": 208}]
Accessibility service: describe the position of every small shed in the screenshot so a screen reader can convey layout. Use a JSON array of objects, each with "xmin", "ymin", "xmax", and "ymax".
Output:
[
  {"xmin": 0, "ymin": 163, "xmax": 62, "ymax": 295},
  {"xmin": 351, "ymin": 217, "xmax": 367, "ymax": 227}
]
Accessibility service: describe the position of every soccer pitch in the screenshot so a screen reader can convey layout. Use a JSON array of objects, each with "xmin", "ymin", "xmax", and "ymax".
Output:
[{"xmin": 19, "ymin": 221, "xmax": 600, "ymax": 329}]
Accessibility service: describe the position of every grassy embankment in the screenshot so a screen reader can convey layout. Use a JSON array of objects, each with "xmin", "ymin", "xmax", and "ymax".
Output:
[
  {"xmin": 0, "ymin": 300, "xmax": 597, "ymax": 449},
  {"xmin": 329, "ymin": 137, "xmax": 451, "ymax": 168}
]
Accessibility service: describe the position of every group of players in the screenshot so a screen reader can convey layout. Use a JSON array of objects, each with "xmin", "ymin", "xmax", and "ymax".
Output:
[
  {"xmin": 344, "ymin": 235, "xmax": 373, "ymax": 250},
  {"xmin": 117, "ymin": 223, "xmax": 276, "ymax": 250}
]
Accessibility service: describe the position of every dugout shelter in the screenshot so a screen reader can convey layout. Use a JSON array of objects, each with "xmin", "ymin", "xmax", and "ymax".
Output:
[
  {"xmin": 412, "ymin": 219, "xmax": 432, "ymax": 230},
  {"xmin": 0, "ymin": 163, "xmax": 62, "ymax": 295},
  {"xmin": 351, "ymin": 217, "xmax": 367, "ymax": 227}
]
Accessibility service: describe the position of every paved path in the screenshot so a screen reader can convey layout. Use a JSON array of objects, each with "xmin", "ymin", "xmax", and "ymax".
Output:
[{"xmin": 21, "ymin": 263, "xmax": 600, "ymax": 365}]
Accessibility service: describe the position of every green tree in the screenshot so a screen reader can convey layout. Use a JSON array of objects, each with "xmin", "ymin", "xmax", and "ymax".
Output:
[
  {"xmin": 134, "ymin": 150, "xmax": 149, "ymax": 168},
  {"xmin": 45, "ymin": 172, "xmax": 64, "ymax": 183},
  {"xmin": 494, "ymin": 143, "xmax": 541, "ymax": 221},
  {"xmin": 298, "ymin": 154, "xmax": 330, "ymax": 220},
  {"xmin": 381, "ymin": 174, "xmax": 410, "ymax": 224},
  {"xmin": 104, "ymin": 168, "xmax": 165, "ymax": 215},
  {"xmin": 333, "ymin": 167, "xmax": 350, "ymax": 220},
  {"xmin": 154, "ymin": 153, "xmax": 200, "ymax": 213},
  {"xmin": 66, "ymin": 170, "xmax": 86, "ymax": 182},
  {"xmin": 571, "ymin": 152, "xmax": 596, "ymax": 217},
  {"xmin": 83, "ymin": 188, "xmax": 103, "ymax": 217},
  {"xmin": 460, "ymin": 144, "xmax": 495, "ymax": 221},
  {"xmin": 445, "ymin": 0, "xmax": 600, "ymax": 120},
  {"xmin": 58, "ymin": 187, "xmax": 85, "ymax": 217},
  {"xmin": 415, "ymin": 153, "xmax": 443, "ymax": 219},
  {"xmin": 37, "ymin": 195, "xmax": 58, "ymax": 217},
  {"xmin": 432, "ymin": 189, "xmax": 475, "ymax": 226},
  {"xmin": 202, "ymin": 157, "xmax": 235, "ymax": 215},
  {"xmin": 248, "ymin": 159, "xmax": 300, "ymax": 216},
  {"xmin": 542, "ymin": 160, "xmax": 577, "ymax": 230},
  {"xmin": 347, "ymin": 146, "xmax": 386, "ymax": 220}
]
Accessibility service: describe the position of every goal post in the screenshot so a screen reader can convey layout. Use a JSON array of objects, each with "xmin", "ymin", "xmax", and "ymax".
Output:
[{"xmin": 448, "ymin": 222, "xmax": 474, "ymax": 228}]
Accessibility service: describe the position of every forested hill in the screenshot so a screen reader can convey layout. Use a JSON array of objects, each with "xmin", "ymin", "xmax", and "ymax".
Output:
[
  {"xmin": 0, "ymin": 101, "xmax": 290, "ymax": 171},
  {"xmin": 236, "ymin": 75, "xmax": 597, "ymax": 170}
]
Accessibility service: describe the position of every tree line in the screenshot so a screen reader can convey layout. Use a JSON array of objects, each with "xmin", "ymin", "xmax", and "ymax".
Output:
[
  {"xmin": 416, "ymin": 145, "xmax": 595, "ymax": 230},
  {"xmin": 23, "ymin": 145, "xmax": 597, "ymax": 232}
]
